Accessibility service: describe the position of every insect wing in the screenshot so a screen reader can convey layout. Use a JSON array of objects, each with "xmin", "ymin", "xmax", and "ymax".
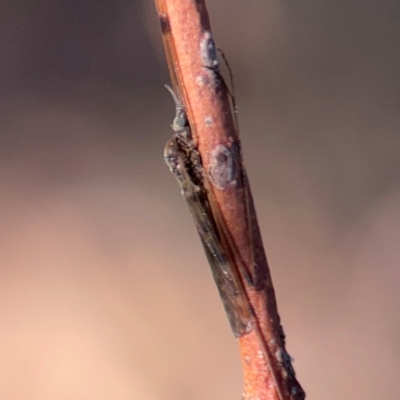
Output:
[{"xmin": 165, "ymin": 135, "xmax": 253, "ymax": 338}]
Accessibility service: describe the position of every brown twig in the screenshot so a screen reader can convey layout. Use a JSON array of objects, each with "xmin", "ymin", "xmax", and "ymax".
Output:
[{"xmin": 154, "ymin": 1, "xmax": 305, "ymax": 399}]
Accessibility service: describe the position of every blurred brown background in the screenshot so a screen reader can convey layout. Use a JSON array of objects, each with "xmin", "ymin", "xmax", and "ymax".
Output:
[{"xmin": 1, "ymin": 1, "xmax": 399, "ymax": 399}]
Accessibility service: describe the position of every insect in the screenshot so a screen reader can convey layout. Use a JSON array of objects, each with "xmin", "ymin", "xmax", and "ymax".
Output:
[{"xmin": 163, "ymin": 85, "xmax": 253, "ymax": 337}]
